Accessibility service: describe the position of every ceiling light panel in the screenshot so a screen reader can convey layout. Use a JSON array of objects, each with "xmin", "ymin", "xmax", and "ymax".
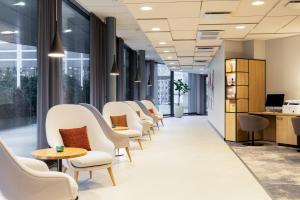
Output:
[
  {"xmin": 126, "ymin": 2, "xmax": 201, "ymax": 19},
  {"xmin": 137, "ymin": 19, "xmax": 169, "ymax": 32},
  {"xmin": 160, "ymin": 53, "xmax": 178, "ymax": 60},
  {"xmin": 250, "ymin": 16, "xmax": 296, "ymax": 33},
  {"xmin": 233, "ymin": 0, "xmax": 280, "ymax": 16}
]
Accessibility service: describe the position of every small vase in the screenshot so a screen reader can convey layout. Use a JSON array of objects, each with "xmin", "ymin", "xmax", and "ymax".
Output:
[{"xmin": 174, "ymin": 105, "xmax": 184, "ymax": 118}]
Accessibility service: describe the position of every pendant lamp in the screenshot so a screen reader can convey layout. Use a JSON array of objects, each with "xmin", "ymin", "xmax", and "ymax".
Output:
[
  {"xmin": 48, "ymin": 0, "xmax": 65, "ymax": 58},
  {"xmin": 110, "ymin": 55, "xmax": 120, "ymax": 76}
]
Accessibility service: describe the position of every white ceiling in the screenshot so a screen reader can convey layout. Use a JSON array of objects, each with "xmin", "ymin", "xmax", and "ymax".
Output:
[{"xmin": 77, "ymin": 0, "xmax": 300, "ymax": 73}]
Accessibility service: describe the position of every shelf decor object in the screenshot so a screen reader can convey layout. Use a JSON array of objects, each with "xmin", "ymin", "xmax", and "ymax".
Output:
[{"xmin": 225, "ymin": 58, "xmax": 266, "ymax": 142}]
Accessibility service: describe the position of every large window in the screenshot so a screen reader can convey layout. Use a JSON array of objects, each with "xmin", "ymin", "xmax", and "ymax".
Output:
[
  {"xmin": 156, "ymin": 64, "xmax": 171, "ymax": 115},
  {"xmin": 62, "ymin": 1, "xmax": 90, "ymax": 104},
  {"xmin": 174, "ymin": 71, "xmax": 189, "ymax": 113},
  {"xmin": 0, "ymin": 0, "xmax": 37, "ymax": 156}
]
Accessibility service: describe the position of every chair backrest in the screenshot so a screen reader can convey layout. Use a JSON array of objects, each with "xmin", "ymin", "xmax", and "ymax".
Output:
[
  {"xmin": 103, "ymin": 101, "xmax": 142, "ymax": 131},
  {"xmin": 239, "ymin": 114, "xmax": 269, "ymax": 132},
  {"xmin": 141, "ymin": 100, "xmax": 160, "ymax": 115},
  {"xmin": 46, "ymin": 104, "xmax": 114, "ymax": 156},
  {"xmin": 125, "ymin": 101, "xmax": 153, "ymax": 122},
  {"xmin": 291, "ymin": 117, "xmax": 300, "ymax": 136}
]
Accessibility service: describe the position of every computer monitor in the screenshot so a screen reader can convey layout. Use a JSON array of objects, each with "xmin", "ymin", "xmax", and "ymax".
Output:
[{"xmin": 265, "ymin": 94, "xmax": 285, "ymax": 107}]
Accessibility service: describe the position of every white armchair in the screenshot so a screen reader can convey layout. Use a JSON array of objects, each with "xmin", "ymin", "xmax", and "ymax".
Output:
[
  {"xmin": 46, "ymin": 104, "xmax": 116, "ymax": 186},
  {"xmin": 141, "ymin": 100, "xmax": 164, "ymax": 127},
  {"xmin": 103, "ymin": 102, "xmax": 144, "ymax": 150},
  {"xmin": 126, "ymin": 101, "xmax": 155, "ymax": 139},
  {"xmin": 0, "ymin": 139, "xmax": 78, "ymax": 200},
  {"xmin": 80, "ymin": 103, "xmax": 132, "ymax": 162}
]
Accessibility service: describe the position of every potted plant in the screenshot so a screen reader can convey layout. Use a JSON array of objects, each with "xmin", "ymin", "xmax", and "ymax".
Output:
[{"xmin": 174, "ymin": 79, "xmax": 190, "ymax": 118}]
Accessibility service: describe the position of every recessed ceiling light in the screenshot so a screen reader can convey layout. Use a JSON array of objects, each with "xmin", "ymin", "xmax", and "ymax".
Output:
[
  {"xmin": 13, "ymin": 1, "xmax": 26, "ymax": 6},
  {"xmin": 251, "ymin": 0, "xmax": 264, "ymax": 6},
  {"xmin": 167, "ymin": 56, "xmax": 173, "ymax": 59},
  {"xmin": 235, "ymin": 25, "xmax": 246, "ymax": 30},
  {"xmin": 63, "ymin": 29, "xmax": 72, "ymax": 33},
  {"xmin": 179, "ymin": 69, "xmax": 183, "ymax": 72},
  {"xmin": 140, "ymin": 6, "xmax": 152, "ymax": 11},
  {"xmin": 159, "ymin": 41, "xmax": 167, "ymax": 45},
  {"xmin": 151, "ymin": 27, "xmax": 160, "ymax": 31},
  {"xmin": 1, "ymin": 30, "xmax": 19, "ymax": 35},
  {"xmin": 163, "ymin": 50, "xmax": 170, "ymax": 53},
  {"xmin": 170, "ymin": 62, "xmax": 175, "ymax": 65}
]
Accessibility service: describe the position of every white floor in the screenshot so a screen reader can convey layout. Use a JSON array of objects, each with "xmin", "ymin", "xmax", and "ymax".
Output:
[{"xmin": 77, "ymin": 116, "xmax": 272, "ymax": 200}]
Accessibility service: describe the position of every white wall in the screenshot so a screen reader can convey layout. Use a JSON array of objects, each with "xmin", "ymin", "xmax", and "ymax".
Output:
[
  {"xmin": 207, "ymin": 45, "xmax": 225, "ymax": 136},
  {"xmin": 266, "ymin": 35, "xmax": 300, "ymax": 100}
]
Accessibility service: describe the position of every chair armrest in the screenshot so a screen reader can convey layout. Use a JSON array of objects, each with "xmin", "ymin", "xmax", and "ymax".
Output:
[{"xmin": 17, "ymin": 157, "xmax": 49, "ymax": 172}]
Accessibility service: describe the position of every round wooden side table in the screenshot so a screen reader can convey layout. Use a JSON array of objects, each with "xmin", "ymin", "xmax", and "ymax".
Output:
[{"xmin": 32, "ymin": 147, "xmax": 87, "ymax": 172}]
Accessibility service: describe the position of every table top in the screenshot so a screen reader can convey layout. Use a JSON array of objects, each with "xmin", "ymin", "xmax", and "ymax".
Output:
[
  {"xmin": 32, "ymin": 147, "xmax": 87, "ymax": 160},
  {"xmin": 112, "ymin": 126, "xmax": 129, "ymax": 131},
  {"xmin": 249, "ymin": 111, "xmax": 300, "ymax": 117}
]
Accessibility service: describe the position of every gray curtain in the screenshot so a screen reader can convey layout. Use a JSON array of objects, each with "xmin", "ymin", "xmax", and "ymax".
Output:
[
  {"xmin": 37, "ymin": 0, "xmax": 62, "ymax": 148},
  {"xmin": 116, "ymin": 37, "xmax": 126, "ymax": 101},
  {"xmin": 188, "ymin": 74, "xmax": 207, "ymax": 115},
  {"xmin": 90, "ymin": 13, "xmax": 107, "ymax": 112},
  {"xmin": 139, "ymin": 50, "xmax": 146, "ymax": 100}
]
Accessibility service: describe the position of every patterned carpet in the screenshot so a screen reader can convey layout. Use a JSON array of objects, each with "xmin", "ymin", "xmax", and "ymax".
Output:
[{"xmin": 228, "ymin": 142, "xmax": 300, "ymax": 200}]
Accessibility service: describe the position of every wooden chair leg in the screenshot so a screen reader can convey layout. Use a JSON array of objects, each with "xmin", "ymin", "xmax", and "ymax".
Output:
[
  {"xmin": 74, "ymin": 171, "xmax": 79, "ymax": 183},
  {"xmin": 148, "ymin": 130, "xmax": 152, "ymax": 141},
  {"xmin": 161, "ymin": 119, "xmax": 164, "ymax": 126},
  {"xmin": 125, "ymin": 147, "xmax": 132, "ymax": 162},
  {"xmin": 137, "ymin": 139, "xmax": 143, "ymax": 150},
  {"xmin": 156, "ymin": 122, "xmax": 160, "ymax": 130},
  {"xmin": 151, "ymin": 127, "xmax": 155, "ymax": 134},
  {"xmin": 63, "ymin": 167, "xmax": 68, "ymax": 173},
  {"xmin": 89, "ymin": 171, "xmax": 92, "ymax": 179},
  {"xmin": 107, "ymin": 167, "xmax": 116, "ymax": 186}
]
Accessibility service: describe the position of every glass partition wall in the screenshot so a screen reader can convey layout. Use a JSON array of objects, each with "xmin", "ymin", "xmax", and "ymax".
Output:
[
  {"xmin": 156, "ymin": 64, "xmax": 172, "ymax": 115},
  {"xmin": 0, "ymin": 0, "xmax": 38, "ymax": 156}
]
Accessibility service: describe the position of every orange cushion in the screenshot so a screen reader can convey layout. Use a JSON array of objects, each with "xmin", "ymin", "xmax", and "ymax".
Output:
[
  {"xmin": 59, "ymin": 126, "xmax": 91, "ymax": 151},
  {"xmin": 148, "ymin": 108, "xmax": 155, "ymax": 114},
  {"xmin": 110, "ymin": 115, "xmax": 128, "ymax": 127},
  {"xmin": 136, "ymin": 111, "xmax": 141, "ymax": 117}
]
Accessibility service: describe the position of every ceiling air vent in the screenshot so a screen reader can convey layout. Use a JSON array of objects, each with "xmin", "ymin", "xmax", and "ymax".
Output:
[
  {"xmin": 204, "ymin": 11, "xmax": 231, "ymax": 15},
  {"xmin": 286, "ymin": 0, "xmax": 300, "ymax": 9},
  {"xmin": 203, "ymin": 11, "xmax": 231, "ymax": 20},
  {"xmin": 197, "ymin": 30, "xmax": 223, "ymax": 40},
  {"xmin": 195, "ymin": 47, "xmax": 213, "ymax": 52}
]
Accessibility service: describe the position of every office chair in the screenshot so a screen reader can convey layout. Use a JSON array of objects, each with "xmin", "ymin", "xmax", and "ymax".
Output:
[
  {"xmin": 239, "ymin": 114, "xmax": 269, "ymax": 146},
  {"xmin": 291, "ymin": 117, "xmax": 300, "ymax": 152}
]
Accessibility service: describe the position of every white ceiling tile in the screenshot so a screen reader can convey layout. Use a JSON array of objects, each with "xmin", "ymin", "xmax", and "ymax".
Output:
[
  {"xmin": 172, "ymin": 31, "xmax": 197, "ymax": 40},
  {"xmin": 245, "ymin": 33, "xmax": 300, "ymax": 40},
  {"xmin": 268, "ymin": 0, "xmax": 300, "ymax": 16},
  {"xmin": 137, "ymin": 19, "xmax": 170, "ymax": 32},
  {"xmin": 278, "ymin": 16, "xmax": 300, "ymax": 33},
  {"xmin": 251, "ymin": 16, "xmax": 296, "ymax": 34},
  {"xmin": 126, "ymin": 2, "xmax": 201, "ymax": 19},
  {"xmin": 146, "ymin": 32, "xmax": 173, "ymax": 42},
  {"xmin": 168, "ymin": 18, "xmax": 199, "ymax": 31},
  {"xmin": 233, "ymin": 0, "xmax": 281, "ymax": 16}
]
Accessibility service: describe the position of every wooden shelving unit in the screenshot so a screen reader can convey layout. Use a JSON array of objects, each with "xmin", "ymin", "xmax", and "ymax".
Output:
[{"xmin": 225, "ymin": 58, "xmax": 266, "ymax": 142}]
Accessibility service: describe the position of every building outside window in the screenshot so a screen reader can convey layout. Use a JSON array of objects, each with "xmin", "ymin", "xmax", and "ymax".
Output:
[
  {"xmin": 0, "ymin": 0, "xmax": 37, "ymax": 156},
  {"xmin": 174, "ymin": 71, "xmax": 189, "ymax": 113},
  {"xmin": 156, "ymin": 64, "xmax": 171, "ymax": 115},
  {"xmin": 62, "ymin": 0, "xmax": 90, "ymax": 104}
]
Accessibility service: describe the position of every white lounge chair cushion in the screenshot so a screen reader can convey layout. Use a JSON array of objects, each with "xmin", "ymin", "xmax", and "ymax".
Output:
[
  {"xmin": 70, "ymin": 151, "xmax": 112, "ymax": 168},
  {"xmin": 115, "ymin": 129, "xmax": 141, "ymax": 138}
]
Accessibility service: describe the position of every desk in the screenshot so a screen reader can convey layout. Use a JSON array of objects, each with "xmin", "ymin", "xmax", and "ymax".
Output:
[{"xmin": 249, "ymin": 112, "xmax": 300, "ymax": 146}]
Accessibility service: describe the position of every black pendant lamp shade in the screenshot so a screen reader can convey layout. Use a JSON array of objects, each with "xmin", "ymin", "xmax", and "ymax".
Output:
[
  {"xmin": 48, "ymin": 23, "xmax": 65, "ymax": 58},
  {"xmin": 48, "ymin": 0, "xmax": 65, "ymax": 58},
  {"xmin": 147, "ymin": 76, "xmax": 152, "ymax": 86},
  {"xmin": 134, "ymin": 69, "xmax": 141, "ymax": 83},
  {"xmin": 110, "ymin": 55, "xmax": 120, "ymax": 76}
]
